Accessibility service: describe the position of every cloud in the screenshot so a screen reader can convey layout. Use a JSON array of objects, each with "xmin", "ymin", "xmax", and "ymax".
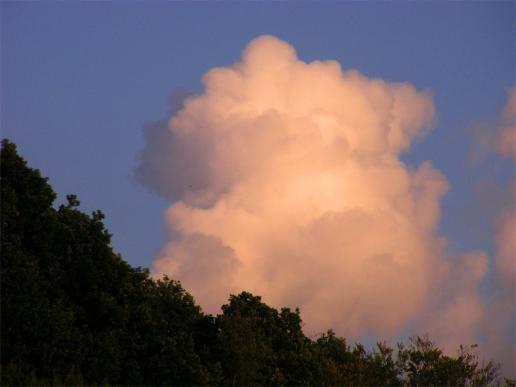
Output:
[
  {"xmin": 156, "ymin": 232, "xmax": 240, "ymax": 313},
  {"xmin": 137, "ymin": 36, "xmax": 513, "ymax": 376},
  {"xmin": 461, "ymin": 87, "xmax": 515, "ymax": 376},
  {"xmin": 418, "ymin": 250, "xmax": 488, "ymax": 351},
  {"xmin": 485, "ymin": 212, "xmax": 516, "ymax": 377},
  {"xmin": 134, "ymin": 89, "xmax": 197, "ymax": 200},
  {"xmin": 496, "ymin": 88, "xmax": 516, "ymax": 157},
  {"xmin": 483, "ymin": 88, "xmax": 516, "ymax": 377},
  {"xmin": 469, "ymin": 87, "xmax": 516, "ymax": 162}
]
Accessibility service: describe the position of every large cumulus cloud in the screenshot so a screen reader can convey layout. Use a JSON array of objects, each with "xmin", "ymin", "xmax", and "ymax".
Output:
[{"xmin": 136, "ymin": 36, "xmax": 512, "ymax": 373}]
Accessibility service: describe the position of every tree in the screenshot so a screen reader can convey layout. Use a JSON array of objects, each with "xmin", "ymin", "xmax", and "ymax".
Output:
[
  {"xmin": 1, "ymin": 139, "xmax": 208, "ymax": 385},
  {"xmin": 214, "ymin": 292, "xmax": 316, "ymax": 385},
  {"xmin": 396, "ymin": 336, "xmax": 499, "ymax": 386},
  {"xmin": 1, "ymin": 139, "xmax": 79, "ymax": 384}
]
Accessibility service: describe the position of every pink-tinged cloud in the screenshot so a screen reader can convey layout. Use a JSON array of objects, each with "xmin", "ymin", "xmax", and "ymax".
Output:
[
  {"xmin": 139, "ymin": 36, "xmax": 513, "ymax": 376},
  {"xmin": 484, "ymin": 88, "xmax": 516, "ymax": 375},
  {"xmin": 486, "ymin": 213, "xmax": 516, "ymax": 377},
  {"xmin": 469, "ymin": 87, "xmax": 516, "ymax": 162},
  {"xmin": 496, "ymin": 88, "xmax": 516, "ymax": 157}
]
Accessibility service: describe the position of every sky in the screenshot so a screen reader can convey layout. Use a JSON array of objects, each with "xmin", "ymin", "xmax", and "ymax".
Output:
[{"xmin": 2, "ymin": 1, "xmax": 515, "ymax": 377}]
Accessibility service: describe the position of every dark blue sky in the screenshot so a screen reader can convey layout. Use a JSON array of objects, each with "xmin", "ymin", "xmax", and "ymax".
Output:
[{"xmin": 2, "ymin": 1, "xmax": 514, "ymax": 267}]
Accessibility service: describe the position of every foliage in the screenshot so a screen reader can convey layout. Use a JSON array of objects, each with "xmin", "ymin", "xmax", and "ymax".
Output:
[
  {"xmin": 1, "ymin": 140, "xmax": 206, "ymax": 385},
  {"xmin": 0, "ymin": 139, "xmax": 506, "ymax": 386},
  {"xmin": 396, "ymin": 336, "xmax": 500, "ymax": 386}
]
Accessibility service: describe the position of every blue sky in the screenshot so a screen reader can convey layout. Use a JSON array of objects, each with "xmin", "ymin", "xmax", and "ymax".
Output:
[{"xmin": 2, "ymin": 1, "xmax": 514, "ymax": 268}]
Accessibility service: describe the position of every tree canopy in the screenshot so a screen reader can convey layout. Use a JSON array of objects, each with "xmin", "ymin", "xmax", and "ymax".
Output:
[{"xmin": 0, "ymin": 139, "xmax": 509, "ymax": 386}]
